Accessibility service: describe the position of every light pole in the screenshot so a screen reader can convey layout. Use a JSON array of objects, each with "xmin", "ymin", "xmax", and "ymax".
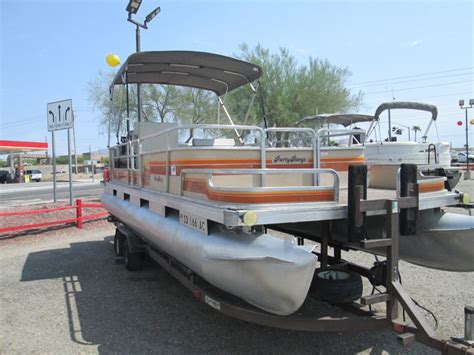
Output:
[
  {"xmin": 126, "ymin": 0, "xmax": 161, "ymax": 123},
  {"xmin": 391, "ymin": 122, "xmax": 411, "ymax": 141},
  {"xmin": 459, "ymin": 99, "xmax": 473, "ymax": 179}
]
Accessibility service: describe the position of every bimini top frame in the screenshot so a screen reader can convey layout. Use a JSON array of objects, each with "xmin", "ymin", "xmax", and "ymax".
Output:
[
  {"xmin": 298, "ymin": 101, "xmax": 439, "ymax": 143},
  {"xmin": 110, "ymin": 50, "xmax": 263, "ymax": 96},
  {"xmin": 373, "ymin": 101, "xmax": 438, "ymax": 141},
  {"xmin": 110, "ymin": 50, "xmax": 263, "ymax": 143},
  {"xmin": 374, "ymin": 101, "xmax": 438, "ymax": 121},
  {"xmin": 297, "ymin": 114, "xmax": 376, "ymax": 127}
]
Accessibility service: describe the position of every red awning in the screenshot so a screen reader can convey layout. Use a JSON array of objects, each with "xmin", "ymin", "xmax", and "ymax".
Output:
[{"xmin": 0, "ymin": 140, "xmax": 48, "ymax": 153}]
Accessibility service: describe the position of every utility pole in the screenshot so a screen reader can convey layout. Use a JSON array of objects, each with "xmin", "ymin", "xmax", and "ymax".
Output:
[
  {"xmin": 459, "ymin": 99, "xmax": 473, "ymax": 180},
  {"xmin": 89, "ymin": 144, "xmax": 94, "ymax": 182}
]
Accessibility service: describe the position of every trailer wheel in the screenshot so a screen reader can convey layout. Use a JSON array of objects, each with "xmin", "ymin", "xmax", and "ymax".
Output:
[
  {"xmin": 310, "ymin": 267, "xmax": 362, "ymax": 304},
  {"xmin": 114, "ymin": 229, "xmax": 125, "ymax": 257},
  {"xmin": 123, "ymin": 241, "xmax": 144, "ymax": 271}
]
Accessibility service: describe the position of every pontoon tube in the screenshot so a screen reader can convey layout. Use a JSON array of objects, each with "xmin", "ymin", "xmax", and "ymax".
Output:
[{"xmin": 102, "ymin": 194, "xmax": 318, "ymax": 315}]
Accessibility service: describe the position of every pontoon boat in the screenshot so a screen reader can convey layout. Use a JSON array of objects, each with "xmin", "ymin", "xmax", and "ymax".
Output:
[{"xmin": 103, "ymin": 51, "xmax": 473, "ymax": 318}]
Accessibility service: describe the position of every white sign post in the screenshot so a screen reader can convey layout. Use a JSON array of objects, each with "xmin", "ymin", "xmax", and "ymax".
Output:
[{"xmin": 47, "ymin": 99, "xmax": 74, "ymax": 205}]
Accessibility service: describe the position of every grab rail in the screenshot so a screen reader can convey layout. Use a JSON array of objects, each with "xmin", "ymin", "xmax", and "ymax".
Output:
[
  {"xmin": 265, "ymin": 127, "xmax": 318, "ymax": 185},
  {"xmin": 316, "ymin": 128, "xmax": 366, "ymax": 171},
  {"xmin": 114, "ymin": 124, "xmax": 267, "ymax": 189},
  {"xmin": 427, "ymin": 143, "xmax": 438, "ymax": 165},
  {"xmin": 111, "ymin": 124, "xmax": 361, "ymax": 193},
  {"xmin": 180, "ymin": 168, "xmax": 340, "ymax": 202}
]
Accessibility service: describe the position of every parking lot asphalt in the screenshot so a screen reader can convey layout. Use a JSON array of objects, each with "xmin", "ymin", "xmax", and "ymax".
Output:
[
  {"xmin": 0, "ymin": 224, "xmax": 448, "ymax": 354},
  {"xmin": 0, "ymin": 181, "xmax": 103, "ymax": 206}
]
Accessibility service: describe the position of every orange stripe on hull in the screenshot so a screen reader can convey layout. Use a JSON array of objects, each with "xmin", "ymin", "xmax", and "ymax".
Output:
[
  {"xmin": 144, "ymin": 156, "xmax": 365, "ymax": 174},
  {"xmin": 183, "ymin": 178, "xmax": 334, "ymax": 203},
  {"xmin": 419, "ymin": 181, "xmax": 445, "ymax": 193}
]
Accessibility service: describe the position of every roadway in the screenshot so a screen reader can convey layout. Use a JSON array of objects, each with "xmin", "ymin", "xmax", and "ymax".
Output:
[{"xmin": 0, "ymin": 181, "xmax": 104, "ymax": 206}]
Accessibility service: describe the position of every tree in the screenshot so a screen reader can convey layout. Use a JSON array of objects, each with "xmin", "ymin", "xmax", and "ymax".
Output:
[
  {"xmin": 226, "ymin": 44, "xmax": 363, "ymax": 144},
  {"xmin": 88, "ymin": 70, "xmax": 135, "ymax": 141},
  {"xmin": 412, "ymin": 125, "xmax": 421, "ymax": 142},
  {"xmin": 227, "ymin": 44, "xmax": 362, "ymax": 128},
  {"xmin": 172, "ymin": 87, "xmax": 218, "ymax": 142},
  {"xmin": 142, "ymin": 84, "xmax": 178, "ymax": 123}
]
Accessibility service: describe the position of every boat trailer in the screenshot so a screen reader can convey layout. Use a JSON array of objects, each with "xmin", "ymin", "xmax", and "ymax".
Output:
[{"xmin": 111, "ymin": 164, "xmax": 474, "ymax": 354}]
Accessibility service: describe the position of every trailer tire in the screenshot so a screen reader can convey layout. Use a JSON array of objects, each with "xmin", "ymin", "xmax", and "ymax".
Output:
[
  {"xmin": 123, "ymin": 241, "xmax": 144, "ymax": 271},
  {"xmin": 114, "ymin": 229, "xmax": 125, "ymax": 257},
  {"xmin": 310, "ymin": 267, "xmax": 362, "ymax": 304}
]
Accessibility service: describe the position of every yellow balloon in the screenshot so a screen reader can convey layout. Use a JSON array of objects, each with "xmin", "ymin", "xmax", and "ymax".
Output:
[
  {"xmin": 470, "ymin": 119, "xmax": 474, "ymax": 125},
  {"xmin": 106, "ymin": 53, "xmax": 120, "ymax": 67}
]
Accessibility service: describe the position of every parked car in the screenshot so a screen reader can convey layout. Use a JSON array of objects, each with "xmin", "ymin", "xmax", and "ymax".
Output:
[
  {"xmin": 450, "ymin": 151, "xmax": 459, "ymax": 163},
  {"xmin": 0, "ymin": 171, "xmax": 14, "ymax": 184},
  {"xmin": 457, "ymin": 152, "xmax": 474, "ymax": 163},
  {"xmin": 26, "ymin": 169, "xmax": 43, "ymax": 182}
]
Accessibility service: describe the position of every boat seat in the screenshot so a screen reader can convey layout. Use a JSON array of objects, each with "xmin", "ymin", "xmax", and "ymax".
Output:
[{"xmin": 192, "ymin": 138, "xmax": 236, "ymax": 147}]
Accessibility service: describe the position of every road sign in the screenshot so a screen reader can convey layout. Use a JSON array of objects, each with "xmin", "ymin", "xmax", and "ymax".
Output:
[{"xmin": 47, "ymin": 99, "xmax": 73, "ymax": 132}]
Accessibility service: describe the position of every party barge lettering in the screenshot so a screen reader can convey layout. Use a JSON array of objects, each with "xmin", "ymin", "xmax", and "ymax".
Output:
[{"xmin": 273, "ymin": 155, "xmax": 307, "ymax": 164}]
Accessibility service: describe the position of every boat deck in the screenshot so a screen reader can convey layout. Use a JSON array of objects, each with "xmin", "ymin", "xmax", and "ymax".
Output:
[{"xmin": 105, "ymin": 181, "xmax": 461, "ymax": 227}]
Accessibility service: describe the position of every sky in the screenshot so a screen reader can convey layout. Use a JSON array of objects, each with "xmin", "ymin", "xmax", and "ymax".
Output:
[{"xmin": 1, "ymin": 0, "xmax": 473, "ymax": 156}]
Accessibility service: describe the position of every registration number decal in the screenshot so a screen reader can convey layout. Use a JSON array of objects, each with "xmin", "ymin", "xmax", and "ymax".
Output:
[{"xmin": 179, "ymin": 211, "xmax": 208, "ymax": 234}]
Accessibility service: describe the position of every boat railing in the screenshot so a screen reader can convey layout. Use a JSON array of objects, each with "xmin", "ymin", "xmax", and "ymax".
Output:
[
  {"xmin": 264, "ymin": 127, "xmax": 318, "ymax": 184},
  {"xmin": 110, "ymin": 123, "xmax": 351, "ymax": 194},
  {"xmin": 180, "ymin": 168, "xmax": 340, "ymax": 203},
  {"xmin": 316, "ymin": 128, "xmax": 367, "ymax": 173}
]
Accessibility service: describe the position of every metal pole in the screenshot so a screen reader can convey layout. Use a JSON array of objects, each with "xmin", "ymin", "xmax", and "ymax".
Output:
[
  {"xmin": 72, "ymin": 112, "xmax": 78, "ymax": 175},
  {"xmin": 465, "ymin": 107, "xmax": 469, "ymax": 174},
  {"xmin": 136, "ymin": 25, "xmax": 142, "ymax": 123},
  {"xmin": 388, "ymin": 108, "xmax": 392, "ymax": 141},
  {"xmin": 52, "ymin": 131, "xmax": 57, "ymax": 203},
  {"xmin": 9, "ymin": 150, "xmax": 14, "ymax": 176},
  {"xmin": 67, "ymin": 128, "xmax": 73, "ymax": 205},
  {"xmin": 90, "ymin": 144, "xmax": 94, "ymax": 182}
]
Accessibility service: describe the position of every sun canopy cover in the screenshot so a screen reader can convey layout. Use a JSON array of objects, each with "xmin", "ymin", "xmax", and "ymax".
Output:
[
  {"xmin": 298, "ymin": 114, "xmax": 375, "ymax": 127},
  {"xmin": 374, "ymin": 101, "xmax": 438, "ymax": 121},
  {"xmin": 110, "ymin": 51, "xmax": 262, "ymax": 96}
]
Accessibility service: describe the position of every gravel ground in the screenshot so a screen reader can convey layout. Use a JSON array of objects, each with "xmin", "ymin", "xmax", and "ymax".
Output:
[{"xmin": 0, "ymin": 178, "xmax": 472, "ymax": 354}]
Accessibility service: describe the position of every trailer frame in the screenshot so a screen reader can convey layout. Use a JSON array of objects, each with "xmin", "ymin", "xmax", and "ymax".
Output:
[{"xmin": 110, "ymin": 163, "xmax": 473, "ymax": 354}]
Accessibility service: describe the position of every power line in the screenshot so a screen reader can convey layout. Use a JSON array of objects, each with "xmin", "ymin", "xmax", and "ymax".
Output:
[
  {"xmin": 349, "ymin": 66, "xmax": 474, "ymax": 86},
  {"xmin": 349, "ymin": 72, "xmax": 473, "ymax": 89},
  {"xmin": 363, "ymin": 80, "xmax": 473, "ymax": 95},
  {"xmin": 364, "ymin": 91, "xmax": 474, "ymax": 107}
]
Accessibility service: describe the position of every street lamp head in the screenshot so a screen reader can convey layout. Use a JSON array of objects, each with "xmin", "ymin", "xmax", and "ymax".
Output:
[
  {"xmin": 126, "ymin": 0, "xmax": 142, "ymax": 14},
  {"xmin": 459, "ymin": 99, "xmax": 465, "ymax": 107},
  {"xmin": 145, "ymin": 6, "xmax": 161, "ymax": 23},
  {"xmin": 469, "ymin": 98, "xmax": 474, "ymax": 106}
]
